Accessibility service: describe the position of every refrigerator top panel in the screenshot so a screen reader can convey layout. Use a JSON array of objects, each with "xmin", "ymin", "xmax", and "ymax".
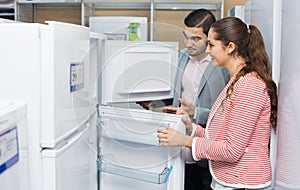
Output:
[
  {"xmin": 0, "ymin": 99, "xmax": 27, "ymax": 127},
  {"xmin": 89, "ymin": 16, "xmax": 148, "ymax": 41},
  {"xmin": 0, "ymin": 18, "xmax": 16, "ymax": 23},
  {"xmin": 100, "ymin": 40, "xmax": 178, "ymax": 104}
]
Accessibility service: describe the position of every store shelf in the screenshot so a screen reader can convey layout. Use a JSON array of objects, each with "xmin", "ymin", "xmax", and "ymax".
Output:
[
  {"xmin": 0, "ymin": 0, "xmax": 15, "ymax": 20},
  {"xmin": 17, "ymin": 0, "xmax": 81, "ymax": 7},
  {"xmin": 82, "ymin": 0, "xmax": 223, "ymax": 39},
  {"xmin": 17, "ymin": 0, "xmax": 80, "ymax": 3},
  {"xmin": 83, "ymin": 0, "xmax": 222, "ymax": 10},
  {"xmin": 16, "ymin": 0, "xmax": 82, "ymax": 23},
  {"xmin": 15, "ymin": 0, "xmax": 224, "ymax": 38}
]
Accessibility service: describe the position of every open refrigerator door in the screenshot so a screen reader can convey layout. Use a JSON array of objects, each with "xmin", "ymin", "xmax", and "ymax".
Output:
[{"xmin": 96, "ymin": 40, "xmax": 185, "ymax": 190}]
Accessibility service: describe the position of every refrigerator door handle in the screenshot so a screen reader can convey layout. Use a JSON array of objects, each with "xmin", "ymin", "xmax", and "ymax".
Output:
[{"xmin": 42, "ymin": 123, "xmax": 89, "ymax": 157}]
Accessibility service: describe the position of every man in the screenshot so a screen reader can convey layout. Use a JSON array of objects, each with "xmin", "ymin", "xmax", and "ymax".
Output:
[
  {"xmin": 140, "ymin": 9, "xmax": 229, "ymax": 190},
  {"xmin": 167, "ymin": 9, "xmax": 229, "ymax": 190}
]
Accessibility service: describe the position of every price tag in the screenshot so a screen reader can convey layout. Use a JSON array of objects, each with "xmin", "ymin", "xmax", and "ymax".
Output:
[
  {"xmin": 0, "ymin": 126, "xmax": 19, "ymax": 174},
  {"xmin": 70, "ymin": 62, "xmax": 84, "ymax": 92}
]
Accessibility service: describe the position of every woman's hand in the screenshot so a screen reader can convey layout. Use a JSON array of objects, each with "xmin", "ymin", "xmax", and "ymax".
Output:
[{"xmin": 157, "ymin": 127, "xmax": 192, "ymax": 147}]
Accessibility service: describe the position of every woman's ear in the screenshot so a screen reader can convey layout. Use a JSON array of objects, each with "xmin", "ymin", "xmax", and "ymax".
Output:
[{"xmin": 227, "ymin": 42, "xmax": 236, "ymax": 54}]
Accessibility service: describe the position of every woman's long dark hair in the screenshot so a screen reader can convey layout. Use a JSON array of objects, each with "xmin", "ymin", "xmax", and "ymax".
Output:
[{"xmin": 211, "ymin": 17, "xmax": 277, "ymax": 130}]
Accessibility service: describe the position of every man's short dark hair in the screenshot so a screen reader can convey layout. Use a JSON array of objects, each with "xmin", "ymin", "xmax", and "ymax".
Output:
[{"xmin": 184, "ymin": 9, "xmax": 216, "ymax": 36}]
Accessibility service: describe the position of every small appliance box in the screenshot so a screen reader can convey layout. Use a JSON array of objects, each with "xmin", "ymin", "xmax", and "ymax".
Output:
[{"xmin": 89, "ymin": 16, "xmax": 148, "ymax": 41}]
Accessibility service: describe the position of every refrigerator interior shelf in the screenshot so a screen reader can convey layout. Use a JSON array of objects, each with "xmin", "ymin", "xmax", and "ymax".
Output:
[
  {"xmin": 99, "ymin": 111, "xmax": 172, "ymax": 146},
  {"xmin": 100, "ymin": 161, "xmax": 173, "ymax": 184},
  {"xmin": 100, "ymin": 129, "xmax": 161, "ymax": 146}
]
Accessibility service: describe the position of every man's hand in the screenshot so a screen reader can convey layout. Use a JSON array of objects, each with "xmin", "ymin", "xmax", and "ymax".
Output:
[
  {"xmin": 136, "ymin": 101, "xmax": 151, "ymax": 110},
  {"xmin": 161, "ymin": 106, "xmax": 178, "ymax": 114},
  {"xmin": 182, "ymin": 114, "xmax": 193, "ymax": 135},
  {"xmin": 178, "ymin": 98, "xmax": 195, "ymax": 117}
]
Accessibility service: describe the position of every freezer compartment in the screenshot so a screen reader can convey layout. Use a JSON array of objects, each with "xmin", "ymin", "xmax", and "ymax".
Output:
[
  {"xmin": 40, "ymin": 21, "xmax": 91, "ymax": 148},
  {"xmin": 100, "ymin": 160, "xmax": 172, "ymax": 184},
  {"xmin": 100, "ymin": 41, "xmax": 178, "ymax": 104}
]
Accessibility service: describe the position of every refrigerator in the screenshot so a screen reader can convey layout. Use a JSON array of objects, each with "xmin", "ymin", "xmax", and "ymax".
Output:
[
  {"xmin": 0, "ymin": 21, "xmax": 185, "ymax": 189},
  {"xmin": 274, "ymin": 1, "xmax": 300, "ymax": 189},
  {"xmin": 245, "ymin": 0, "xmax": 300, "ymax": 189},
  {"xmin": 96, "ymin": 40, "xmax": 185, "ymax": 190},
  {"xmin": 0, "ymin": 21, "xmax": 96, "ymax": 190},
  {"xmin": 0, "ymin": 99, "xmax": 29, "ymax": 190}
]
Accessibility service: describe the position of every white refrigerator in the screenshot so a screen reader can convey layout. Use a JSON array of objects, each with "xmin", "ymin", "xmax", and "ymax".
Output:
[
  {"xmin": 0, "ymin": 99, "xmax": 29, "ymax": 190},
  {"xmin": 273, "ymin": 1, "xmax": 300, "ymax": 189},
  {"xmin": 245, "ymin": 0, "xmax": 300, "ymax": 189},
  {"xmin": 0, "ymin": 21, "xmax": 96, "ymax": 190}
]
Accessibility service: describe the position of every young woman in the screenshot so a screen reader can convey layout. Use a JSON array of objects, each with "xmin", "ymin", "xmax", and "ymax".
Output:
[{"xmin": 157, "ymin": 17, "xmax": 277, "ymax": 189}]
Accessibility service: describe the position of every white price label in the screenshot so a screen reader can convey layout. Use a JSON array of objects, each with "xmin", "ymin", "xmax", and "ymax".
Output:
[
  {"xmin": 0, "ymin": 127, "xmax": 19, "ymax": 174},
  {"xmin": 70, "ymin": 62, "xmax": 84, "ymax": 92}
]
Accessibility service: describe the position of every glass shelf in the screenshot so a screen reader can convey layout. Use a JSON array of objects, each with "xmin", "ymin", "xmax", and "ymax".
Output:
[{"xmin": 100, "ymin": 161, "xmax": 173, "ymax": 184}]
